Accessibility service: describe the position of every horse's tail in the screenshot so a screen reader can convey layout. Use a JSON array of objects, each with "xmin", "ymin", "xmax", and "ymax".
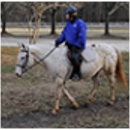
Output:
[{"xmin": 115, "ymin": 48, "xmax": 127, "ymax": 89}]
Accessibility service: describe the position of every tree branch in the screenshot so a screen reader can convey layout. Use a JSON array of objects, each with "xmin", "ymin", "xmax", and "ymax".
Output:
[
  {"xmin": 108, "ymin": 2, "xmax": 126, "ymax": 16},
  {"xmin": 108, "ymin": 2, "xmax": 121, "ymax": 16}
]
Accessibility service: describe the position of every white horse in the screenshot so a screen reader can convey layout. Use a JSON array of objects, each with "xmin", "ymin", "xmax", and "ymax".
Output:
[{"xmin": 15, "ymin": 43, "xmax": 127, "ymax": 115}]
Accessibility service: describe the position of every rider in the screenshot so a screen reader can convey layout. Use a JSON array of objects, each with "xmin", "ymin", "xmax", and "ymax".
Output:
[{"xmin": 55, "ymin": 6, "xmax": 87, "ymax": 81}]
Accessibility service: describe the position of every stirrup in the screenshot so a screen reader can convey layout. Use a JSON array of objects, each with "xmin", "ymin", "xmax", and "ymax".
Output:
[{"xmin": 72, "ymin": 74, "xmax": 81, "ymax": 82}]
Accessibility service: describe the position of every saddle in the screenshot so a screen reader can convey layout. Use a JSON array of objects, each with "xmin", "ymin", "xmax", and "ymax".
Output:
[
  {"xmin": 66, "ymin": 46, "xmax": 96, "ymax": 80},
  {"xmin": 82, "ymin": 46, "xmax": 96, "ymax": 62},
  {"xmin": 67, "ymin": 46, "xmax": 96, "ymax": 64}
]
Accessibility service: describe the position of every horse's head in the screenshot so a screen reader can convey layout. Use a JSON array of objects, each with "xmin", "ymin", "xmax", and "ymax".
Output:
[{"xmin": 15, "ymin": 44, "xmax": 34, "ymax": 77}]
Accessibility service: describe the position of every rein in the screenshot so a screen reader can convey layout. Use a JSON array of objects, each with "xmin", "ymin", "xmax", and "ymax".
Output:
[{"xmin": 17, "ymin": 47, "xmax": 56, "ymax": 73}]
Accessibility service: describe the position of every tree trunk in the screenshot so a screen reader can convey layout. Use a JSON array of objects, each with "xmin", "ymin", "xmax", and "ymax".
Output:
[
  {"xmin": 104, "ymin": 3, "xmax": 110, "ymax": 35},
  {"xmin": 28, "ymin": 21, "xmax": 32, "ymax": 44},
  {"xmin": 2, "ymin": 17, "xmax": 6, "ymax": 34},
  {"xmin": 50, "ymin": 9, "xmax": 57, "ymax": 35},
  {"xmin": 33, "ymin": 15, "xmax": 41, "ymax": 44},
  {"xmin": 1, "ymin": 2, "xmax": 7, "ymax": 34},
  {"xmin": 105, "ymin": 14, "xmax": 110, "ymax": 35}
]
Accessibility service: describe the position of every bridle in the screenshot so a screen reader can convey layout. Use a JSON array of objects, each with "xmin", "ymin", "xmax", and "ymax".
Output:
[
  {"xmin": 16, "ymin": 46, "xmax": 56, "ymax": 74},
  {"xmin": 16, "ymin": 47, "xmax": 30, "ymax": 72}
]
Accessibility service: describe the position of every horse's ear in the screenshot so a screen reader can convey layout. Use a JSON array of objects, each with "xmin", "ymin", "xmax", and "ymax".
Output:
[
  {"xmin": 21, "ymin": 43, "xmax": 25, "ymax": 49},
  {"xmin": 17, "ymin": 42, "xmax": 21, "ymax": 47}
]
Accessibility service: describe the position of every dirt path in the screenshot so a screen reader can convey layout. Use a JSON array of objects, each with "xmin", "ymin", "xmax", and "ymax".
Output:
[
  {"xmin": 1, "ymin": 37, "xmax": 129, "ymax": 52},
  {"xmin": 1, "ymin": 96, "xmax": 129, "ymax": 128}
]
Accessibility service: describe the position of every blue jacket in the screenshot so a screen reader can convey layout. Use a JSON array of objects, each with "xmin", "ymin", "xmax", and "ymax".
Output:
[{"xmin": 56, "ymin": 18, "xmax": 87, "ymax": 49}]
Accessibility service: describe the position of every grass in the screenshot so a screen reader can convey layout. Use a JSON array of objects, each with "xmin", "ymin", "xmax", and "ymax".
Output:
[
  {"xmin": 1, "ymin": 46, "xmax": 129, "ymax": 127},
  {"xmin": 1, "ymin": 47, "xmax": 18, "ymax": 74}
]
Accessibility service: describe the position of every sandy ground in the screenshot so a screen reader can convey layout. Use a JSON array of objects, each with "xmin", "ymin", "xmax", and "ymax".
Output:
[{"xmin": 1, "ymin": 36, "xmax": 129, "ymax": 52}]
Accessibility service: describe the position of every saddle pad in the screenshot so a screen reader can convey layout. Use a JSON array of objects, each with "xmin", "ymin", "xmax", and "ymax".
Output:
[{"xmin": 82, "ymin": 46, "xmax": 96, "ymax": 63}]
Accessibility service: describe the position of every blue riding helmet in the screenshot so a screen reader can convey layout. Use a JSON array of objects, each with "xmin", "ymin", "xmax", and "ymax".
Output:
[{"xmin": 64, "ymin": 6, "xmax": 77, "ymax": 15}]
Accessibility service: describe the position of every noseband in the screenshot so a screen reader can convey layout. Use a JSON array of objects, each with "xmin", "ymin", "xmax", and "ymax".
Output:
[{"xmin": 16, "ymin": 48, "xmax": 29, "ymax": 72}]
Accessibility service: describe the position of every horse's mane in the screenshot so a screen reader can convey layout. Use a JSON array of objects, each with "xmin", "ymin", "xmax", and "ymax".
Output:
[{"xmin": 29, "ymin": 44, "xmax": 68, "ymax": 58}]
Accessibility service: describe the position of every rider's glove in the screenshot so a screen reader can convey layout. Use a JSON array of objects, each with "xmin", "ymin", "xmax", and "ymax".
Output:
[{"xmin": 55, "ymin": 41, "xmax": 60, "ymax": 47}]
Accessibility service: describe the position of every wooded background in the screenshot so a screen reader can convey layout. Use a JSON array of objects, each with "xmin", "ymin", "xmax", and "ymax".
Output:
[
  {"xmin": 2, "ymin": 2, "xmax": 129, "ymax": 22},
  {"xmin": 1, "ymin": 2, "xmax": 129, "ymax": 43}
]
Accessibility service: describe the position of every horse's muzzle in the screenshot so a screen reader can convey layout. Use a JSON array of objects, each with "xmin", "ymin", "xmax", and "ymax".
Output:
[{"xmin": 15, "ymin": 73, "xmax": 22, "ymax": 78}]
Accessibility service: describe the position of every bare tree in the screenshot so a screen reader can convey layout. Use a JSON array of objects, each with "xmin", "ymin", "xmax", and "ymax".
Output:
[
  {"xmin": 20, "ymin": 2, "xmax": 52, "ymax": 43},
  {"xmin": 25, "ymin": 2, "xmax": 62, "ymax": 44},
  {"xmin": 50, "ymin": 2, "xmax": 85, "ymax": 35},
  {"xmin": 1, "ymin": 2, "xmax": 16, "ymax": 34},
  {"xmin": 22, "ymin": 2, "xmax": 84, "ymax": 43},
  {"xmin": 103, "ymin": 2, "xmax": 128, "ymax": 35},
  {"xmin": 2, "ymin": 2, "xmax": 128, "ymax": 40},
  {"xmin": 50, "ymin": 2, "xmax": 68, "ymax": 35}
]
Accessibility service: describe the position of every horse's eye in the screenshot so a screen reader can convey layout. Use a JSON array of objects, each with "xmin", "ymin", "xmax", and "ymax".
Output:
[{"xmin": 21, "ymin": 57, "xmax": 25, "ymax": 60}]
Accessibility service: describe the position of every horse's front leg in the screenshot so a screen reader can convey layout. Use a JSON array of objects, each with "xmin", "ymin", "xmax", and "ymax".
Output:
[
  {"xmin": 63, "ymin": 87, "xmax": 79, "ymax": 108},
  {"xmin": 52, "ymin": 77, "xmax": 63, "ymax": 115}
]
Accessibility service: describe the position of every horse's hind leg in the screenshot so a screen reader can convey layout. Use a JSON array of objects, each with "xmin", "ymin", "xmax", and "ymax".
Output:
[
  {"xmin": 86, "ymin": 73, "xmax": 100, "ymax": 105},
  {"xmin": 107, "ymin": 73, "xmax": 116, "ymax": 105},
  {"xmin": 63, "ymin": 87, "xmax": 79, "ymax": 108}
]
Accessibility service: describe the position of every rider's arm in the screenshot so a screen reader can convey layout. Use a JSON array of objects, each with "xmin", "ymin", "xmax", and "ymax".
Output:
[
  {"xmin": 56, "ymin": 24, "xmax": 67, "ymax": 44},
  {"xmin": 76, "ymin": 21, "xmax": 87, "ymax": 49}
]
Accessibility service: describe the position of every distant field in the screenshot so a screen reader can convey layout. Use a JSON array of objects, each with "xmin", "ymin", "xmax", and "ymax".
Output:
[
  {"xmin": 1, "ymin": 46, "xmax": 129, "ymax": 128},
  {"xmin": 1, "ymin": 27, "xmax": 129, "ymax": 39}
]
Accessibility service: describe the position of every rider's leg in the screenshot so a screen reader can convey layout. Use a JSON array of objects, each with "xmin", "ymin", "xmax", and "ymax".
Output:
[{"xmin": 71, "ymin": 46, "xmax": 82, "ymax": 80}]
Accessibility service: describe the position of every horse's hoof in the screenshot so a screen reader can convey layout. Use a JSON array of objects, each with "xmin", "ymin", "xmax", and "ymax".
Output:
[
  {"xmin": 51, "ymin": 109, "xmax": 58, "ymax": 115},
  {"xmin": 83, "ymin": 103, "xmax": 89, "ymax": 108},
  {"xmin": 106, "ymin": 100, "xmax": 114, "ymax": 106},
  {"xmin": 73, "ymin": 102, "xmax": 79, "ymax": 108},
  {"xmin": 86, "ymin": 99, "xmax": 91, "ymax": 105},
  {"xmin": 71, "ymin": 105, "xmax": 78, "ymax": 110}
]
